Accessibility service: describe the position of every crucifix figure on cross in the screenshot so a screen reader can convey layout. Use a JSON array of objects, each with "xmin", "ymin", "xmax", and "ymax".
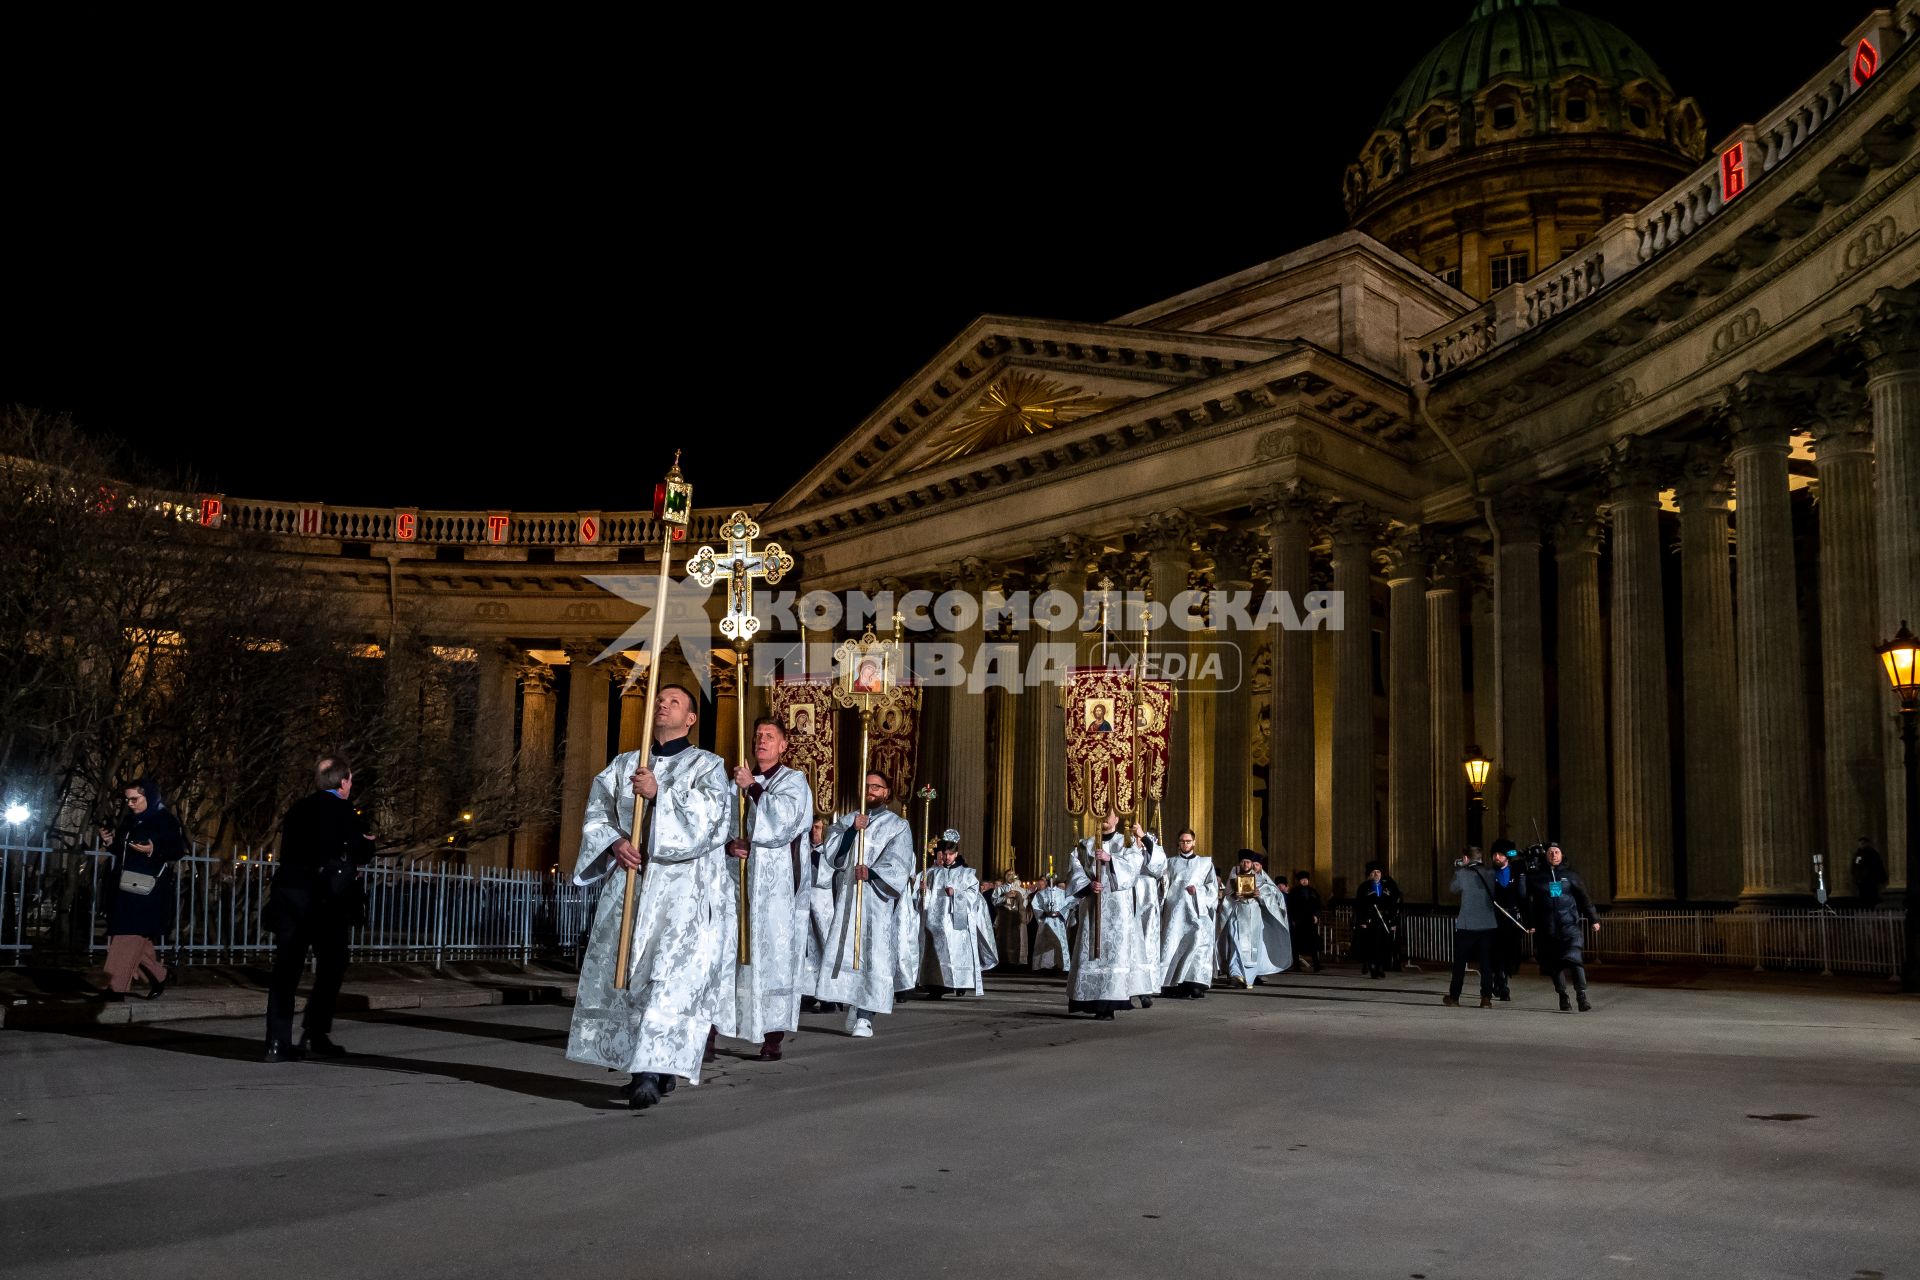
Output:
[
  {"xmin": 688, "ymin": 510, "xmax": 793, "ymax": 968},
  {"xmin": 687, "ymin": 511, "xmax": 793, "ymax": 643}
]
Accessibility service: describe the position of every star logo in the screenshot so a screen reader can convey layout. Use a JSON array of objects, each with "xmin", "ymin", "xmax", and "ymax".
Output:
[{"xmin": 583, "ymin": 572, "xmax": 718, "ymax": 695}]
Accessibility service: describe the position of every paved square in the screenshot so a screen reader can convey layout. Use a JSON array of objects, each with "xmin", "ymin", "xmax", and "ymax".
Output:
[{"xmin": 4, "ymin": 969, "xmax": 1916, "ymax": 1279}]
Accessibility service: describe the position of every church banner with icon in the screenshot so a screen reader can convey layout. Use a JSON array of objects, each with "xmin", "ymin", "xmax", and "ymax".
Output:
[
  {"xmin": 867, "ymin": 687, "xmax": 922, "ymax": 808},
  {"xmin": 770, "ymin": 678, "xmax": 836, "ymax": 815},
  {"xmin": 1064, "ymin": 666, "xmax": 1172, "ymax": 817}
]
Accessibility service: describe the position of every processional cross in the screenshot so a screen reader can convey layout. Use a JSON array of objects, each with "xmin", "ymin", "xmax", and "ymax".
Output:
[{"xmin": 689, "ymin": 511, "xmax": 793, "ymax": 965}]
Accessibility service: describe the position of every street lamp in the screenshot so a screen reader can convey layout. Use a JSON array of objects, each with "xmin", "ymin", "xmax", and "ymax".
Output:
[
  {"xmin": 1876, "ymin": 621, "xmax": 1919, "ymax": 993},
  {"xmin": 1464, "ymin": 746, "xmax": 1491, "ymax": 851},
  {"xmin": 3, "ymin": 803, "xmax": 28, "ymax": 827}
]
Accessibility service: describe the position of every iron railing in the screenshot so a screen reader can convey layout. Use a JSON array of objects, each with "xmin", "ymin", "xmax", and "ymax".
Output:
[{"xmin": 2, "ymin": 842, "xmax": 599, "ymax": 967}]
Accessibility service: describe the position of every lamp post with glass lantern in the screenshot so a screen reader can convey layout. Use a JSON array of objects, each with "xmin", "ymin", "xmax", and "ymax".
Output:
[
  {"xmin": 1875, "ymin": 622, "xmax": 1919, "ymax": 993},
  {"xmin": 1464, "ymin": 746, "xmax": 1491, "ymax": 851}
]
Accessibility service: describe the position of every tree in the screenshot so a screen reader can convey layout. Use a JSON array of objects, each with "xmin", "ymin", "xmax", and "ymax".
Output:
[{"xmin": 0, "ymin": 406, "xmax": 554, "ymax": 860}]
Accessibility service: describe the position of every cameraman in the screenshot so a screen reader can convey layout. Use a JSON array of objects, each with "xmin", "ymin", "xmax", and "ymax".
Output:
[
  {"xmin": 1526, "ymin": 842, "xmax": 1600, "ymax": 1012},
  {"xmin": 1444, "ymin": 848, "xmax": 1498, "ymax": 1008}
]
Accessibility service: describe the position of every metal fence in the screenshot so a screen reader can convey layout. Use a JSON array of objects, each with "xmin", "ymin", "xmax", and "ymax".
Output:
[
  {"xmin": 1, "ymin": 841, "xmax": 600, "ymax": 967},
  {"xmin": 7, "ymin": 838, "xmax": 1906, "ymax": 979},
  {"xmin": 1325, "ymin": 905, "xmax": 1908, "ymax": 979}
]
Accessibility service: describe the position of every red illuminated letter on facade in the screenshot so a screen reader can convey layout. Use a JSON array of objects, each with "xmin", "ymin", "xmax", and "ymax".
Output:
[
  {"xmin": 396, "ymin": 511, "xmax": 416, "ymax": 541},
  {"xmin": 1853, "ymin": 37, "xmax": 1879, "ymax": 87},
  {"xmin": 1720, "ymin": 143, "xmax": 1746, "ymax": 202},
  {"xmin": 487, "ymin": 514, "xmax": 511, "ymax": 544},
  {"xmin": 199, "ymin": 497, "xmax": 222, "ymax": 527}
]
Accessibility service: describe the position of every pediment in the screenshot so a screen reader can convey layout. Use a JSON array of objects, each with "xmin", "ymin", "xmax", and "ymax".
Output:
[{"xmin": 764, "ymin": 315, "xmax": 1295, "ymax": 519}]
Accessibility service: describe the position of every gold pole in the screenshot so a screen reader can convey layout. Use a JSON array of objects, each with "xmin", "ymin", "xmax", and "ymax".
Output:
[
  {"xmin": 853, "ymin": 708, "xmax": 872, "ymax": 971},
  {"xmin": 919, "ymin": 789, "xmax": 931, "ymax": 878},
  {"xmin": 735, "ymin": 646, "xmax": 752, "ymax": 966},
  {"xmin": 613, "ymin": 519, "xmax": 678, "ymax": 991}
]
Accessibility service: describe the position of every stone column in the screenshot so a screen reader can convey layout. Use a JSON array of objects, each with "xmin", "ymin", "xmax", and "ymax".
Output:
[
  {"xmin": 1207, "ymin": 531, "xmax": 1255, "ymax": 863},
  {"xmin": 1142, "ymin": 511, "xmax": 1200, "ymax": 835},
  {"xmin": 1833, "ymin": 287, "xmax": 1920, "ymax": 890},
  {"xmin": 1329, "ymin": 504, "xmax": 1381, "ymax": 891},
  {"xmin": 711, "ymin": 658, "xmax": 741, "ymax": 771},
  {"xmin": 1427, "ymin": 543, "xmax": 1466, "ymax": 895},
  {"xmin": 1259, "ymin": 483, "xmax": 1319, "ymax": 876},
  {"xmin": 1552, "ymin": 501, "xmax": 1611, "ymax": 901},
  {"xmin": 560, "ymin": 644, "xmax": 612, "ymax": 861},
  {"xmin": 1606, "ymin": 441, "xmax": 1675, "ymax": 901},
  {"xmin": 939, "ymin": 560, "xmax": 991, "ymax": 860},
  {"xmin": 615, "ymin": 657, "xmax": 648, "ymax": 755},
  {"xmin": 1467, "ymin": 561, "xmax": 1502, "ymax": 841},
  {"xmin": 987, "ymin": 623, "xmax": 1020, "ymax": 879},
  {"xmin": 1674, "ymin": 450, "xmax": 1742, "ymax": 901},
  {"xmin": 1724, "ymin": 374, "xmax": 1817, "ymax": 899},
  {"xmin": 472, "ymin": 642, "xmax": 522, "ymax": 867},
  {"xmin": 1385, "ymin": 529, "xmax": 1433, "ymax": 901},
  {"xmin": 1494, "ymin": 498, "xmax": 1550, "ymax": 842},
  {"xmin": 516, "ymin": 663, "xmax": 558, "ymax": 871},
  {"xmin": 1021, "ymin": 540, "xmax": 1090, "ymax": 879},
  {"xmin": 1811, "ymin": 389, "xmax": 1887, "ymax": 877}
]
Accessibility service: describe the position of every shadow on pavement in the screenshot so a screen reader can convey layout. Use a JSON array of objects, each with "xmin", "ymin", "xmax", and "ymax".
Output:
[
  {"xmin": 21, "ymin": 1021, "xmax": 620, "ymax": 1109},
  {"xmin": 337, "ymin": 1007, "xmax": 568, "ymax": 1046}
]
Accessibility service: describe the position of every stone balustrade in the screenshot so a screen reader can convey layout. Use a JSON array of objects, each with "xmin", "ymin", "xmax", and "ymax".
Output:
[
  {"xmin": 214, "ymin": 497, "xmax": 754, "ymax": 548},
  {"xmin": 1411, "ymin": 1, "xmax": 1915, "ymax": 384}
]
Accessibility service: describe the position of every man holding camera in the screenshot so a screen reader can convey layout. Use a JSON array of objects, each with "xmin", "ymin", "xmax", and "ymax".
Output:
[{"xmin": 1444, "ymin": 847, "xmax": 1499, "ymax": 1008}]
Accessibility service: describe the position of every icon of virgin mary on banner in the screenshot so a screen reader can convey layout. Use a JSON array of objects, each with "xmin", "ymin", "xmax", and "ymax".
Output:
[
  {"xmin": 770, "ymin": 677, "xmax": 836, "ymax": 814},
  {"xmin": 867, "ymin": 686, "xmax": 922, "ymax": 805},
  {"xmin": 1065, "ymin": 666, "xmax": 1172, "ymax": 816}
]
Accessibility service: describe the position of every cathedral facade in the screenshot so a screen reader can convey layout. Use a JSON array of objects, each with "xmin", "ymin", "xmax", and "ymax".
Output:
[{"xmin": 214, "ymin": 1, "xmax": 1920, "ymax": 903}]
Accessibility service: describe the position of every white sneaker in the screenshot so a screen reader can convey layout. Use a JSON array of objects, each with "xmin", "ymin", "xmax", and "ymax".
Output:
[{"xmin": 850, "ymin": 1018, "xmax": 874, "ymax": 1038}]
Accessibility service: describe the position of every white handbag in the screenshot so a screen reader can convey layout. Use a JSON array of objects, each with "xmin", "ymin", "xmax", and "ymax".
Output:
[{"xmin": 118, "ymin": 869, "xmax": 158, "ymax": 896}]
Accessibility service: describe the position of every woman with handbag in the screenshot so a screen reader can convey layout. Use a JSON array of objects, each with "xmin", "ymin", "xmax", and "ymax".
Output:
[{"xmin": 98, "ymin": 778, "xmax": 187, "ymax": 999}]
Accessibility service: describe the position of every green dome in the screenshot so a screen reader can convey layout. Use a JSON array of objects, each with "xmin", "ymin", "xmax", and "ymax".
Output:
[{"xmin": 1376, "ymin": 0, "xmax": 1674, "ymax": 131}]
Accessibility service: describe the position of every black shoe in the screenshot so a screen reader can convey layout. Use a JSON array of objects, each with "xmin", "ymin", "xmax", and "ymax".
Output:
[
  {"xmin": 1138, "ymin": 995, "xmax": 1154, "ymax": 1008},
  {"xmin": 1093, "ymin": 1010, "xmax": 1115, "ymax": 1021},
  {"xmin": 659, "ymin": 1074, "xmax": 677, "ymax": 1095},
  {"xmin": 142, "ymin": 976, "xmax": 167, "ymax": 999},
  {"xmin": 1577, "ymin": 993, "xmax": 1592, "ymax": 1012},
  {"xmin": 298, "ymin": 1032, "xmax": 347, "ymax": 1058},
  {"xmin": 1252, "ymin": 977, "xmax": 1265, "ymax": 987},
  {"xmin": 1558, "ymin": 992, "xmax": 1572, "ymax": 1012},
  {"xmin": 263, "ymin": 1038, "xmax": 301, "ymax": 1063},
  {"xmin": 1495, "ymin": 990, "xmax": 1511, "ymax": 1001},
  {"xmin": 626, "ymin": 1074, "xmax": 662, "ymax": 1109},
  {"xmin": 1192, "ymin": 988, "xmax": 1207, "ymax": 999}
]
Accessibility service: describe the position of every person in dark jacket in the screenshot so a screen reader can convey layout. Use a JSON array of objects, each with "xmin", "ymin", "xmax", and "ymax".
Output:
[
  {"xmin": 1351, "ymin": 861, "xmax": 1401, "ymax": 979},
  {"xmin": 1851, "ymin": 837, "xmax": 1888, "ymax": 906},
  {"xmin": 1526, "ymin": 842, "xmax": 1600, "ymax": 1012},
  {"xmin": 1487, "ymin": 842, "xmax": 1528, "ymax": 1002},
  {"xmin": 1444, "ymin": 848, "xmax": 1499, "ymax": 1008},
  {"xmin": 97, "ymin": 778, "xmax": 187, "ymax": 999},
  {"xmin": 1287, "ymin": 872, "xmax": 1323, "ymax": 973},
  {"xmin": 263, "ymin": 754, "xmax": 377, "ymax": 1062}
]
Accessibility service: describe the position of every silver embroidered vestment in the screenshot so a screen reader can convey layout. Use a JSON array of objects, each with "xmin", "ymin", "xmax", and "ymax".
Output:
[
  {"xmin": 1220, "ymin": 868, "xmax": 1293, "ymax": 982},
  {"xmin": 1159, "ymin": 853, "xmax": 1220, "ymax": 988},
  {"xmin": 1066, "ymin": 832, "xmax": 1145, "ymax": 1005},
  {"xmin": 566, "ymin": 746, "xmax": 734, "ymax": 1083},
  {"xmin": 809, "ymin": 807, "xmax": 914, "ymax": 1015},
  {"xmin": 915, "ymin": 865, "xmax": 997, "ymax": 994},
  {"xmin": 723, "ymin": 763, "xmax": 815, "ymax": 1044}
]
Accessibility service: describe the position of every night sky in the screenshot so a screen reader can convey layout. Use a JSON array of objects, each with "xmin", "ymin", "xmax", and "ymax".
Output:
[{"xmin": 4, "ymin": 3, "xmax": 1851, "ymax": 514}]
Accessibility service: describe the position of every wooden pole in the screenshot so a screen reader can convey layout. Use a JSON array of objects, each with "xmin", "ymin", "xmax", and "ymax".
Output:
[{"xmin": 613, "ymin": 513, "xmax": 679, "ymax": 989}]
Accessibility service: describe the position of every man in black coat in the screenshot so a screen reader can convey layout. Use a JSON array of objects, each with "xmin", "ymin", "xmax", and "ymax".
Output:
[
  {"xmin": 262, "ymin": 754, "xmax": 376, "ymax": 1062},
  {"xmin": 1351, "ymin": 861, "xmax": 1402, "ymax": 979},
  {"xmin": 1526, "ymin": 842, "xmax": 1600, "ymax": 1012},
  {"xmin": 1287, "ymin": 872, "xmax": 1323, "ymax": 973},
  {"xmin": 1487, "ymin": 841, "xmax": 1528, "ymax": 1002}
]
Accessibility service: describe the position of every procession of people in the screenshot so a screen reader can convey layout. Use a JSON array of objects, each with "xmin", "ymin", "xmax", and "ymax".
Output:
[{"xmin": 550, "ymin": 678, "xmax": 1602, "ymax": 1110}]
